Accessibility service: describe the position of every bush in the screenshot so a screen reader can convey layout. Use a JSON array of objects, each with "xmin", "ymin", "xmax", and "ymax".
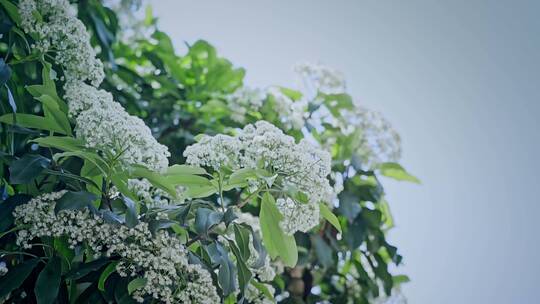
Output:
[{"xmin": 0, "ymin": 0, "xmax": 417, "ymax": 303}]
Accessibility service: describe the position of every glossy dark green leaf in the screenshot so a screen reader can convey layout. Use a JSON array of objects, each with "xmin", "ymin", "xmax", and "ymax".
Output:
[
  {"xmin": 0, "ymin": 0, "xmax": 21, "ymax": 25},
  {"xmin": 223, "ymin": 207, "xmax": 237, "ymax": 226},
  {"xmin": 194, "ymin": 208, "xmax": 223, "ymax": 235},
  {"xmin": 213, "ymin": 242, "xmax": 237, "ymax": 296},
  {"xmin": 0, "ymin": 259, "xmax": 39, "ymax": 298},
  {"xmin": 227, "ymin": 239, "xmax": 252, "ymax": 298},
  {"xmin": 312, "ymin": 235, "xmax": 334, "ymax": 268},
  {"xmin": 98, "ymin": 261, "xmax": 119, "ymax": 291},
  {"xmin": 0, "ymin": 194, "xmax": 30, "ymax": 232},
  {"xmin": 35, "ymin": 256, "xmax": 62, "ymax": 304},
  {"xmin": 9, "ymin": 154, "xmax": 50, "ymax": 184},
  {"xmin": 121, "ymin": 195, "xmax": 138, "ymax": 228},
  {"xmin": 54, "ymin": 191, "xmax": 98, "ymax": 214},
  {"xmin": 233, "ymin": 224, "xmax": 251, "ymax": 261},
  {"xmin": 66, "ymin": 258, "xmax": 109, "ymax": 280},
  {"xmin": 0, "ymin": 58, "xmax": 11, "ymax": 86}
]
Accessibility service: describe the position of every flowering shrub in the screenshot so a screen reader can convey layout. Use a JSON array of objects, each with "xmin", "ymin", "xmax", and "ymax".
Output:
[{"xmin": 0, "ymin": 0, "xmax": 418, "ymax": 303}]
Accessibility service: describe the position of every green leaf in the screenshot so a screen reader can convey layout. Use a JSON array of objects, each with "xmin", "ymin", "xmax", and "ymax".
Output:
[
  {"xmin": 194, "ymin": 208, "xmax": 223, "ymax": 235},
  {"xmin": 227, "ymin": 168, "xmax": 257, "ymax": 187},
  {"xmin": 0, "ymin": 0, "xmax": 20, "ymax": 26},
  {"xmin": 278, "ymin": 86, "xmax": 303, "ymax": 100},
  {"xmin": 319, "ymin": 203, "xmax": 342, "ymax": 233},
  {"xmin": 166, "ymin": 164, "xmax": 207, "ymax": 175},
  {"xmin": 393, "ymin": 274, "xmax": 411, "ymax": 285},
  {"xmin": 378, "ymin": 162, "xmax": 420, "ymax": 183},
  {"xmin": 227, "ymin": 239, "xmax": 252, "ymax": 297},
  {"xmin": 35, "ymin": 256, "xmax": 62, "ymax": 304},
  {"xmin": 0, "ymin": 113, "xmax": 67, "ymax": 134},
  {"xmin": 9, "ymin": 154, "xmax": 50, "ymax": 184},
  {"xmin": 98, "ymin": 261, "xmax": 119, "ymax": 291},
  {"xmin": 32, "ymin": 136, "xmax": 86, "ymax": 152},
  {"xmin": 35, "ymin": 95, "xmax": 72, "ymax": 135},
  {"xmin": 207, "ymin": 242, "xmax": 237, "ymax": 296},
  {"xmin": 166, "ymin": 174, "xmax": 213, "ymax": 187},
  {"xmin": 233, "ymin": 224, "xmax": 251, "ymax": 261},
  {"xmin": 312, "ymin": 235, "xmax": 334, "ymax": 268},
  {"xmin": 259, "ymin": 193, "xmax": 298, "ymax": 267},
  {"xmin": 184, "ymin": 184, "xmax": 217, "ymax": 198},
  {"xmin": 223, "ymin": 207, "xmax": 237, "ymax": 226},
  {"xmin": 251, "ymin": 280, "xmax": 275, "ymax": 301},
  {"xmin": 109, "ymin": 172, "xmax": 137, "ymax": 202},
  {"xmin": 130, "ymin": 165, "xmax": 177, "ymax": 198},
  {"xmin": 66, "ymin": 258, "xmax": 109, "ymax": 280},
  {"xmin": 53, "ymin": 151, "xmax": 110, "ymax": 176},
  {"xmin": 54, "ymin": 191, "xmax": 98, "ymax": 214},
  {"xmin": 0, "ymin": 259, "xmax": 39, "ymax": 298},
  {"xmin": 127, "ymin": 277, "xmax": 147, "ymax": 295},
  {"xmin": 0, "ymin": 59, "xmax": 11, "ymax": 87},
  {"xmin": 0, "ymin": 194, "xmax": 30, "ymax": 232},
  {"xmin": 121, "ymin": 195, "xmax": 138, "ymax": 228}
]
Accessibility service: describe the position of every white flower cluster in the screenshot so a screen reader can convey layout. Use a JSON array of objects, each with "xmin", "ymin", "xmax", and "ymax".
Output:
[
  {"xmin": 19, "ymin": 0, "xmax": 104, "ymax": 86},
  {"xmin": 276, "ymin": 197, "xmax": 320, "ymax": 235},
  {"xmin": 342, "ymin": 106, "xmax": 402, "ymax": 168},
  {"xmin": 294, "ymin": 62, "xmax": 346, "ymax": 96},
  {"xmin": 66, "ymin": 83, "xmax": 170, "ymax": 171},
  {"xmin": 226, "ymin": 87, "xmax": 266, "ymax": 123},
  {"xmin": 13, "ymin": 192, "xmax": 219, "ymax": 304},
  {"xmin": 184, "ymin": 121, "xmax": 333, "ymax": 234},
  {"xmin": 295, "ymin": 63, "xmax": 401, "ymax": 167},
  {"xmin": 20, "ymin": 0, "xmax": 170, "ymax": 172},
  {"xmin": 266, "ymin": 87, "xmax": 307, "ymax": 130},
  {"xmin": 103, "ymin": 0, "xmax": 152, "ymax": 43}
]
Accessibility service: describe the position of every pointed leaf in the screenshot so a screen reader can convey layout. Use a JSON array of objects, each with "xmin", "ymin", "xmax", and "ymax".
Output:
[{"xmin": 35, "ymin": 256, "xmax": 62, "ymax": 304}]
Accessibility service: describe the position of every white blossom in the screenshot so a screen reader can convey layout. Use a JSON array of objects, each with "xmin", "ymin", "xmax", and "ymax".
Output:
[
  {"xmin": 21, "ymin": 0, "xmax": 170, "ymax": 173},
  {"xmin": 13, "ymin": 192, "xmax": 220, "ymax": 304},
  {"xmin": 20, "ymin": 0, "xmax": 104, "ymax": 86},
  {"xmin": 65, "ymin": 83, "xmax": 170, "ymax": 172},
  {"xmin": 294, "ymin": 62, "xmax": 346, "ymax": 96},
  {"xmin": 226, "ymin": 87, "xmax": 266, "ymax": 123},
  {"xmin": 266, "ymin": 87, "xmax": 307, "ymax": 130},
  {"xmin": 276, "ymin": 197, "xmax": 320, "ymax": 235},
  {"xmin": 185, "ymin": 121, "xmax": 333, "ymax": 234},
  {"xmin": 342, "ymin": 106, "xmax": 402, "ymax": 168}
]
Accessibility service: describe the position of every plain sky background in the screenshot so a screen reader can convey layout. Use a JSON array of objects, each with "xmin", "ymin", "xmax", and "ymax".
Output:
[{"xmin": 152, "ymin": 1, "xmax": 540, "ymax": 303}]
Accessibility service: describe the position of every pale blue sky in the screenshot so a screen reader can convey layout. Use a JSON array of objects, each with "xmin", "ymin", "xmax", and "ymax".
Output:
[{"xmin": 153, "ymin": 1, "xmax": 540, "ymax": 302}]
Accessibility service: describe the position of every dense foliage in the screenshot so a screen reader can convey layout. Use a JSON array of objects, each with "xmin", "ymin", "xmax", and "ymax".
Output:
[{"xmin": 0, "ymin": 1, "xmax": 418, "ymax": 303}]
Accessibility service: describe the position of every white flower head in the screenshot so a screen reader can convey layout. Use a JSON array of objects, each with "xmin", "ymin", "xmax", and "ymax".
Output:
[
  {"xmin": 20, "ymin": 0, "xmax": 104, "ymax": 86},
  {"xmin": 185, "ymin": 121, "xmax": 333, "ymax": 234},
  {"xmin": 13, "ymin": 192, "xmax": 220, "ymax": 304},
  {"xmin": 294, "ymin": 62, "xmax": 346, "ymax": 97}
]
